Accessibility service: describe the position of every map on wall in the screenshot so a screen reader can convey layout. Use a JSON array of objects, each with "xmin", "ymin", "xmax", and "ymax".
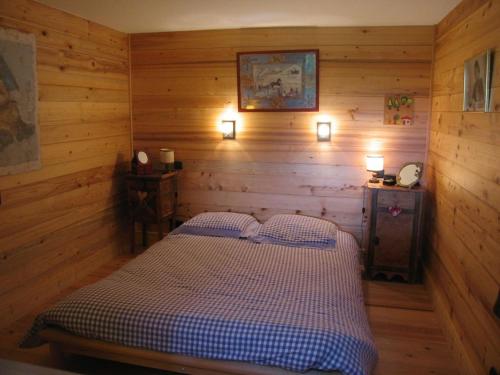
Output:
[{"xmin": 0, "ymin": 27, "xmax": 40, "ymax": 176}]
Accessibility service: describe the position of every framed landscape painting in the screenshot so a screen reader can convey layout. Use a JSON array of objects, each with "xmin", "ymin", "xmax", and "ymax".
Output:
[{"xmin": 237, "ymin": 50, "xmax": 319, "ymax": 112}]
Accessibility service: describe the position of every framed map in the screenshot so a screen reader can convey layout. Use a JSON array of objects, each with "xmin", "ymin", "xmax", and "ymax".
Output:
[
  {"xmin": 0, "ymin": 27, "xmax": 40, "ymax": 176},
  {"xmin": 237, "ymin": 50, "xmax": 319, "ymax": 112}
]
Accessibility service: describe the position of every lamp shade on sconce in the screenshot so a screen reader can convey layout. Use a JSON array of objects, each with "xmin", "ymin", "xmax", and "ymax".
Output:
[
  {"xmin": 317, "ymin": 122, "xmax": 331, "ymax": 142},
  {"xmin": 221, "ymin": 120, "xmax": 236, "ymax": 140}
]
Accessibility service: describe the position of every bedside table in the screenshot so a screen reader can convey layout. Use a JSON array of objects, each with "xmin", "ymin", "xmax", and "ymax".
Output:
[
  {"xmin": 364, "ymin": 182, "xmax": 425, "ymax": 283},
  {"xmin": 126, "ymin": 171, "xmax": 178, "ymax": 253}
]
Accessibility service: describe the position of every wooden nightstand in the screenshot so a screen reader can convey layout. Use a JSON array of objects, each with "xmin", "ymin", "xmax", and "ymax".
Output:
[
  {"xmin": 364, "ymin": 182, "xmax": 425, "ymax": 283},
  {"xmin": 126, "ymin": 171, "xmax": 178, "ymax": 253}
]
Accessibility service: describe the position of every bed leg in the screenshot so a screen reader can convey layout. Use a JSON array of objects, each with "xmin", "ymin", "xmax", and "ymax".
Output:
[{"xmin": 49, "ymin": 343, "xmax": 67, "ymax": 369}]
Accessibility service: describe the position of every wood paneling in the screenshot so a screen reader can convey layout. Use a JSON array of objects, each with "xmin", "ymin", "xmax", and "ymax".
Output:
[
  {"xmin": 131, "ymin": 26, "xmax": 434, "ymax": 240},
  {"xmin": 0, "ymin": 0, "xmax": 131, "ymax": 330},
  {"xmin": 425, "ymin": 0, "xmax": 500, "ymax": 374}
]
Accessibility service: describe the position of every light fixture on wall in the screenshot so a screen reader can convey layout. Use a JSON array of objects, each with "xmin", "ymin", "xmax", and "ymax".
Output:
[
  {"xmin": 317, "ymin": 121, "xmax": 331, "ymax": 142},
  {"xmin": 221, "ymin": 120, "xmax": 236, "ymax": 140},
  {"xmin": 366, "ymin": 155, "xmax": 384, "ymax": 183}
]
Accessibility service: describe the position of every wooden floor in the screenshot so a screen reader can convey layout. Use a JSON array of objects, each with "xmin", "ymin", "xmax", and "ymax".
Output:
[{"xmin": 0, "ymin": 255, "xmax": 457, "ymax": 375}]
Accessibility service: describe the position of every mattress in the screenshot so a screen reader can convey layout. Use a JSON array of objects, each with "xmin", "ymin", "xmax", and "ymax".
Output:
[{"xmin": 22, "ymin": 231, "xmax": 377, "ymax": 375}]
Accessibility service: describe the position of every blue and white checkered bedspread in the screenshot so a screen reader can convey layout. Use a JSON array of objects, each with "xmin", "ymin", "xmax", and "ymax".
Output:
[{"xmin": 22, "ymin": 231, "xmax": 377, "ymax": 374}]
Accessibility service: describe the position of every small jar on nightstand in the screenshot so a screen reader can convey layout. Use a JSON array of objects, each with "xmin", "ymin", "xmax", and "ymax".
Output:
[{"xmin": 363, "ymin": 181, "xmax": 425, "ymax": 283}]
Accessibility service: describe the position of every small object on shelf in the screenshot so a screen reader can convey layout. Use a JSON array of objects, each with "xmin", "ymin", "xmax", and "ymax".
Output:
[
  {"xmin": 383, "ymin": 174, "xmax": 396, "ymax": 186},
  {"xmin": 131, "ymin": 150, "xmax": 153, "ymax": 175},
  {"xmin": 156, "ymin": 159, "xmax": 183, "ymax": 173},
  {"xmin": 397, "ymin": 162, "xmax": 423, "ymax": 188},
  {"xmin": 174, "ymin": 160, "xmax": 183, "ymax": 170}
]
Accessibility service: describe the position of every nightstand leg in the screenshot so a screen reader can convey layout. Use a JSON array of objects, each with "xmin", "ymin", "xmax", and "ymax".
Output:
[
  {"xmin": 142, "ymin": 222, "xmax": 147, "ymax": 248},
  {"xmin": 129, "ymin": 219, "xmax": 135, "ymax": 254},
  {"xmin": 49, "ymin": 343, "xmax": 67, "ymax": 368},
  {"xmin": 158, "ymin": 220, "xmax": 164, "ymax": 241}
]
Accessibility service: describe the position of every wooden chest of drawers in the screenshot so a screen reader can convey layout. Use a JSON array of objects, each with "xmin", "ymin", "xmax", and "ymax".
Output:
[
  {"xmin": 364, "ymin": 182, "xmax": 425, "ymax": 283},
  {"xmin": 126, "ymin": 172, "xmax": 178, "ymax": 252}
]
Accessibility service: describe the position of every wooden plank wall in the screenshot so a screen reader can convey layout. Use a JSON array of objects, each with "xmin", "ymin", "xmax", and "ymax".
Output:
[
  {"xmin": 0, "ymin": 0, "xmax": 131, "ymax": 330},
  {"xmin": 424, "ymin": 0, "xmax": 500, "ymax": 374},
  {"xmin": 131, "ymin": 26, "xmax": 434, "ymax": 240}
]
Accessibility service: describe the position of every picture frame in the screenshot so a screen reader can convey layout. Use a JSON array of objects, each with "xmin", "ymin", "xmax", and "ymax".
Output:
[
  {"xmin": 237, "ymin": 50, "xmax": 319, "ymax": 112},
  {"xmin": 0, "ymin": 27, "xmax": 40, "ymax": 176},
  {"xmin": 383, "ymin": 94, "xmax": 415, "ymax": 125},
  {"xmin": 463, "ymin": 49, "xmax": 494, "ymax": 112}
]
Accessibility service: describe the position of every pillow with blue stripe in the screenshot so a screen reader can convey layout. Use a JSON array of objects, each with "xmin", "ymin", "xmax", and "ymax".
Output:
[
  {"xmin": 170, "ymin": 212, "xmax": 260, "ymax": 238},
  {"xmin": 250, "ymin": 214, "xmax": 337, "ymax": 248}
]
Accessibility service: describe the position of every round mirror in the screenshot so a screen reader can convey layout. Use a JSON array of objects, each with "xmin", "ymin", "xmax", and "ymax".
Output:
[
  {"xmin": 397, "ymin": 162, "xmax": 423, "ymax": 188},
  {"xmin": 137, "ymin": 151, "xmax": 149, "ymax": 165}
]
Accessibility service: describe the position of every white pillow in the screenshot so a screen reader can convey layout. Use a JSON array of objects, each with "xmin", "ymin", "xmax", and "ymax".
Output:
[
  {"xmin": 171, "ymin": 212, "xmax": 259, "ymax": 238},
  {"xmin": 250, "ymin": 214, "xmax": 337, "ymax": 248}
]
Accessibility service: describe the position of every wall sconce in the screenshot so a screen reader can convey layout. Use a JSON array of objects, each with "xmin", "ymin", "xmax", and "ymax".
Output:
[
  {"xmin": 221, "ymin": 120, "xmax": 236, "ymax": 140},
  {"xmin": 366, "ymin": 155, "xmax": 384, "ymax": 183},
  {"xmin": 317, "ymin": 122, "xmax": 331, "ymax": 142}
]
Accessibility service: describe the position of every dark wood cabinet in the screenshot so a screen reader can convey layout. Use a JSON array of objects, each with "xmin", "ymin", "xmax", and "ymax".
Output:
[
  {"xmin": 364, "ymin": 182, "xmax": 425, "ymax": 283},
  {"xmin": 126, "ymin": 172, "xmax": 178, "ymax": 253}
]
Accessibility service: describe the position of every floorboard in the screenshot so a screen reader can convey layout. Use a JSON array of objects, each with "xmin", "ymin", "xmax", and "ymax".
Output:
[{"xmin": 0, "ymin": 255, "xmax": 457, "ymax": 374}]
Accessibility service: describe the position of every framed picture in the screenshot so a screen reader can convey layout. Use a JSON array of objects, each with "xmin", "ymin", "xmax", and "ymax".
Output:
[
  {"xmin": 237, "ymin": 50, "xmax": 319, "ymax": 112},
  {"xmin": 384, "ymin": 95, "xmax": 415, "ymax": 125},
  {"xmin": 0, "ymin": 27, "xmax": 40, "ymax": 176},
  {"xmin": 463, "ymin": 49, "xmax": 494, "ymax": 112}
]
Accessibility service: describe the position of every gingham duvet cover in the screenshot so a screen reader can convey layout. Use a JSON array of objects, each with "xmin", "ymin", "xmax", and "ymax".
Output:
[{"xmin": 22, "ymin": 231, "xmax": 377, "ymax": 375}]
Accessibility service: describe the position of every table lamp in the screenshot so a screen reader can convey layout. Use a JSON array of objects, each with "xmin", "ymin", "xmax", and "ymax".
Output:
[
  {"xmin": 159, "ymin": 148, "xmax": 175, "ymax": 171},
  {"xmin": 366, "ymin": 155, "xmax": 384, "ymax": 183}
]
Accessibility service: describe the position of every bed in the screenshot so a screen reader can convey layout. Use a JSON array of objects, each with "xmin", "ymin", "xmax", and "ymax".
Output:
[{"xmin": 22, "ymin": 213, "xmax": 377, "ymax": 375}]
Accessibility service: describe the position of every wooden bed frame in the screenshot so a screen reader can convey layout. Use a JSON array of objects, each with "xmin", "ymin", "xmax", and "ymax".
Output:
[{"xmin": 40, "ymin": 328, "xmax": 339, "ymax": 375}]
